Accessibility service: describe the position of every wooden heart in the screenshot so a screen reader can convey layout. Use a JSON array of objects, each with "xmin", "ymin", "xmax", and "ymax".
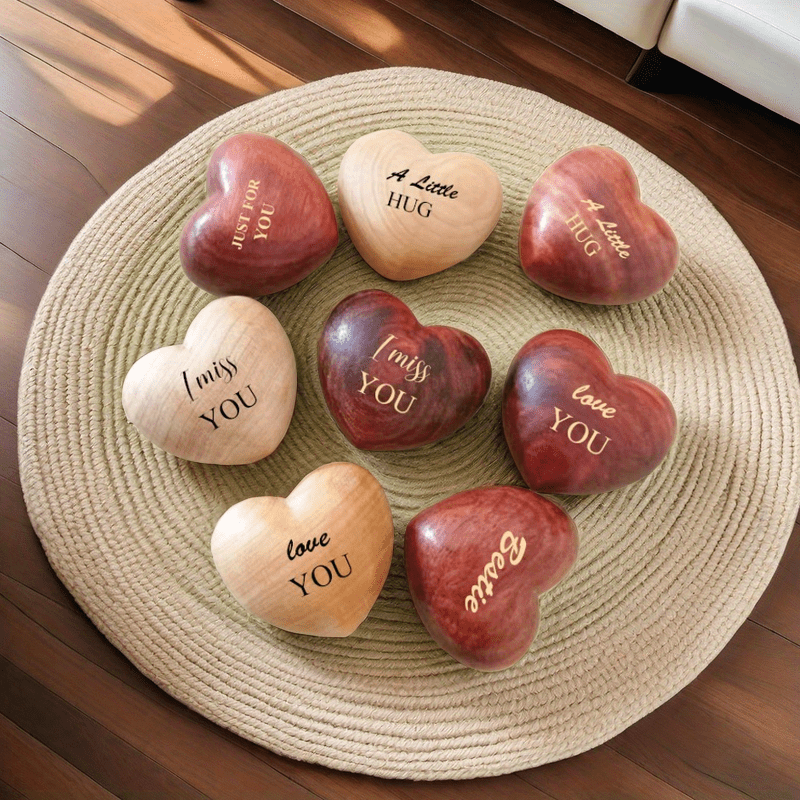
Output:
[
  {"xmin": 211, "ymin": 462, "xmax": 394, "ymax": 637},
  {"xmin": 519, "ymin": 145, "xmax": 679, "ymax": 304},
  {"xmin": 122, "ymin": 296, "xmax": 296, "ymax": 465},
  {"xmin": 502, "ymin": 329, "xmax": 677, "ymax": 494},
  {"xmin": 318, "ymin": 289, "xmax": 492, "ymax": 450},
  {"xmin": 180, "ymin": 132, "xmax": 338, "ymax": 296},
  {"xmin": 337, "ymin": 129, "xmax": 503, "ymax": 280},
  {"xmin": 405, "ymin": 486, "xmax": 578, "ymax": 671}
]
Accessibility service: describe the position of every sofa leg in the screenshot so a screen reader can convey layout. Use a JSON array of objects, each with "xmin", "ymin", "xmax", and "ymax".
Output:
[
  {"xmin": 628, "ymin": 46, "xmax": 709, "ymax": 94},
  {"xmin": 627, "ymin": 47, "xmax": 699, "ymax": 93},
  {"xmin": 627, "ymin": 47, "xmax": 670, "ymax": 89}
]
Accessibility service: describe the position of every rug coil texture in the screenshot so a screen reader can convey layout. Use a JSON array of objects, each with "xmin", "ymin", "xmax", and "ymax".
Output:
[{"xmin": 18, "ymin": 68, "xmax": 800, "ymax": 780}]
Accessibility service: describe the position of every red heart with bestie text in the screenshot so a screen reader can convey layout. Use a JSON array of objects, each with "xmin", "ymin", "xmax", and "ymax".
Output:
[{"xmin": 405, "ymin": 486, "xmax": 578, "ymax": 671}]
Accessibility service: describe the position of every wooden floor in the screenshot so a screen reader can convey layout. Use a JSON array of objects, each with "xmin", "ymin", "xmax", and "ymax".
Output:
[{"xmin": 2, "ymin": 0, "xmax": 799, "ymax": 797}]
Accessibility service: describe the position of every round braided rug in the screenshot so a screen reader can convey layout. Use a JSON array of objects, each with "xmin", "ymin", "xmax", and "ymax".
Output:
[{"xmin": 18, "ymin": 68, "xmax": 800, "ymax": 780}]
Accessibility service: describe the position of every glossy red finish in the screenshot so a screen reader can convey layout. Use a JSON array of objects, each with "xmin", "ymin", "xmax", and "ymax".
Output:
[
  {"xmin": 318, "ymin": 289, "xmax": 491, "ymax": 450},
  {"xmin": 180, "ymin": 132, "xmax": 338, "ymax": 296},
  {"xmin": 405, "ymin": 485, "xmax": 578, "ymax": 671},
  {"xmin": 503, "ymin": 329, "xmax": 677, "ymax": 494},
  {"xmin": 519, "ymin": 146, "xmax": 679, "ymax": 304}
]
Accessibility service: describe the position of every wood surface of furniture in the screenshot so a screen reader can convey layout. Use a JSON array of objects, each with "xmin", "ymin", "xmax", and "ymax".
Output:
[{"xmin": 2, "ymin": 1, "xmax": 798, "ymax": 797}]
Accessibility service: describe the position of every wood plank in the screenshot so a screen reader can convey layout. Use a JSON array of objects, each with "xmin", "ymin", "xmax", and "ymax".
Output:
[
  {"xmin": 0, "ymin": 6, "xmax": 219, "ymax": 194},
  {"xmin": 0, "ymin": 714, "xmax": 117, "ymax": 800},
  {"xmin": 23, "ymin": 0, "xmax": 302, "ymax": 108},
  {"xmin": 2, "ymin": 0, "xmax": 197, "ymax": 123},
  {"xmin": 718, "ymin": 198, "xmax": 800, "ymax": 360},
  {"xmin": 750, "ymin": 523, "xmax": 800, "ymax": 643},
  {"xmin": 609, "ymin": 622, "xmax": 800, "ymax": 799},
  {"xmin": 519, "ymin": 745, "xmax": 692, "ymax": 800},
  {"xmin": 0, "ymin": 573, "xmax": 150, "ymax": 685},
  {"xmin": 0, "ymin": 587, "xmax": 328, "ymax": 800},
  {"xmin": 166, "ymin": 0, "xmax": 386, "ymax": 81},
  {"xmin": 469, "ymin": 0, "xmax": 640, "ymax": 78},
  {"xmin": 0, "ymin": 574, "xmax": 170, "ymax": 697},
  {"xmin": 0, "ymin": 111, "xmax": 107, "ymax": 273},
  {"xmin": 0, "ymin": 778, "xmax": 27, "ymax": 800},
  {"xmin": 168, "ymin": 0, "xmax": 525, "ymax": 87},
  {"xmin": 474, "ymin": 0, "xmax": 800, "ymax": 176},
  {"xmin": 254, "ymin": 763, "xmax": 551, "ymax": 800},
  {"xmin": 0, "ymin": 478, "xmax": 79, "ymax": 611},
  {"xmin": 0, "ymin": 419, "xmax": 20, "ymax": 487},
  {"xmin": 0, "ymin": 243, "xmax": 50, "ymax": 425},
  {"xmin": 0, "ymin": 656, "xmax": 212, "ymax": 800}
]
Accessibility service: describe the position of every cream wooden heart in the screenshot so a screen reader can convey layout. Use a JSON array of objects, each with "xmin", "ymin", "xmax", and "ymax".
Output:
[
  {"xmin": 121, "ymin": 295, "xmax": 296, "ymax": 465},
  {"xmin": 210, "ymin": 462, "xmax": 395, "ymax": 637},
  {"xmin": 337, "ymin": 129, "xmax": 503, "ymax": 280}
]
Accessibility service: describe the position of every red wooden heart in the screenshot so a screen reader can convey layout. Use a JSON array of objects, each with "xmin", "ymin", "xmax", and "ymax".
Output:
[
  {"xmin": 405, "ymin": 486, "xmax": 578, "ymax": 671},
  {"xmin": 503, "ymin": 329, "xmax": 677, "ymax": 494},
  {"xmin": 180, "ymin": 132, "xmax": 338, "ymax": 296},
  {"xmin": 519, "ymin": 146, "xmax": 679, "ymax": 304},
  {"xmin": 317, "ymin": 289, "xmax": 491, "ymax": 450}
]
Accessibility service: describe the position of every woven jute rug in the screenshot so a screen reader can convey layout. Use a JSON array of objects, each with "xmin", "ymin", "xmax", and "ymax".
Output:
[{"xmin": 18, "ymin": 68, "xmax": 800, "ymax": 779}]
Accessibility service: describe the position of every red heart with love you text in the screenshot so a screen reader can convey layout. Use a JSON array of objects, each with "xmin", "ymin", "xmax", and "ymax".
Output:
[
  {"xmin": 503, "ymin": 329, "xmax": 677, "ymax": 494},
  {"xmin": 180, "ymin": 132, "xmax": 338, "ymax": 296},
  {"xmin": 405, "ymin": 486, "xmax": 578, "ymax": 671},
  {"xmin": 318, "ymin": 289, "xmax": 491, "ymax": 450},
  {"xmin": 519, "ymin": 145, "xmax": 679, "ymax": 304}
]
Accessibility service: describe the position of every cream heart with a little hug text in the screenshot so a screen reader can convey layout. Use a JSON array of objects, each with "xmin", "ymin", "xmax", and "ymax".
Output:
[{"xmin": 338, "ymin": 129, "xmax": 503, "ymax": 280}]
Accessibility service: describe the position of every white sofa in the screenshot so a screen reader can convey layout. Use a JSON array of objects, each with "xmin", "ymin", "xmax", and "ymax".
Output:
[{"xmin": 554, "ymin": 0, "xmax": 800, "ymax": 125}]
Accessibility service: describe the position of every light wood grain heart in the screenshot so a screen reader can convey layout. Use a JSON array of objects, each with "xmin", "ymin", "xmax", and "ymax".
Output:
[
  {"xmin": 121, "ymin": 295, "xmax": 296, "ymax": 465},
  {"xmin": 211, "ymin": 462, "xmax": 395, "ymax": 637},
  {"xmin": 338, "ymin": 129, "xmax": 503, "ymax": 280}
]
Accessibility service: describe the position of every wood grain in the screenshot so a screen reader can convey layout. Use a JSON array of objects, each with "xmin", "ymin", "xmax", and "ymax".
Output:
[
  {"xmin": 1, "ymin": 478, "xmax": 79, "ymax": 610},
  {"xmin": 122, "ymin": 296, "xmax": 297, "ymax": 464},
  {"xmin": 750, "ymin": 523, "xmax": 800, "ymax": 643},
  {"xmin": 2, "ymin": 0, "xmax": 798, "ymax": 796},
  {"xmin": 0, "ymin": 657, "xmax": 210, "ymax": 800},
  {"xmin": 338, "ymin": 129, "xmax": 503, "ymax": 280},
  {"xmin": 0, "ymin": 244, "xmax": 50, "ymax": 424},
  {"xmin": 610, "ymin": 622, "xmax": 800, "ymax": 799},
  {"xmin": 0, "ymin": 419, "xmax": 20, "ymax": 486},
  {"xmin": 211, "ymin": 463, "xmax": 395, "ymax": 636},
  {"xmin": 0, "ymin": 715, "xmax": 116, "ymax": 800}
]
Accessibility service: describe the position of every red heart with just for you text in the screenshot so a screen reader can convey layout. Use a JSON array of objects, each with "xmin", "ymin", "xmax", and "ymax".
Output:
[
  {"xmin": 180, "ymin": 132, "xmax": 338, "ymax": 296},
  {"xmin": 519, "ymin": 145, "xmax": 679, "ymax": 305},
  {"xmin": 502, "ymin": 329, "xmax": 677, "ymax": 495}
]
